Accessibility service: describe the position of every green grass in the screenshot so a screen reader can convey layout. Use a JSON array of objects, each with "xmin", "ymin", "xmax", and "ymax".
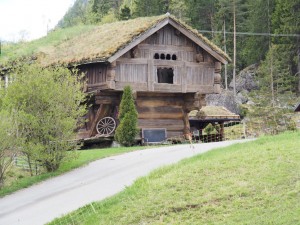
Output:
[
  {"xmin": 49, "ymin": 131, "xmax": 300, "ymax": 225},
  {"xmin": 0, "ymin": 25, "xmax": 96, "ymax": 65},
  {"xmin": 0, "ymin": 146, "xmax": 149, "ymax": 197}
]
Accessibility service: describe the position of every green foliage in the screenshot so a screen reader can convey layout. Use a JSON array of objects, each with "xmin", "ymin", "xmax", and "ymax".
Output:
[
  {"xmin": 115, "ymin": 86, "xmax": 138, "ymax": 146},
  {"xmin": 203, "ymin": 123, "xmax": 216, "ymax": 135},
  {"xmin": 57, "ymin": 0, "xmax": 91, "ymax": 27},
  {"xmin": 120, "ymin": 5, "xmax": 131, "ymax": 20},
  {"xmin": 133, "ymin": 0, "xmax": 168, "ymax": 17},
  {"xmin": 0, "ymin": 111, "xmax": 19, "ymax": 187},
  {"xmin": 0, "ymin": 25, "xmax": 96, "ymax": 65},
  {"xmin": 0, "ymin": 63, "xmax": 86, "ymax": 172},
  {"xmin": 241, "ymin": 0, "xmax": 274, "ymax": 65}
]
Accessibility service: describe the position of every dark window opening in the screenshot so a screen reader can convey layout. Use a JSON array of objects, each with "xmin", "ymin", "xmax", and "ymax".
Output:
[
  {"xmin": 172, "ymin": 54, "xmax": 177, "ymax": 60},
  {"xmin": 157, "ymin": 68, "xmax": 174, "ymax": 84},
  {"xmin": 154, "ymin": 53, "xmax": 159, "ymax": 59},
  {"xmin": 166, "ymin": 54, "xmax": 171, "ymax": 60},
  {"xmin": 160, "ymin": 54, "xmax": 165, "ymax": 60}
]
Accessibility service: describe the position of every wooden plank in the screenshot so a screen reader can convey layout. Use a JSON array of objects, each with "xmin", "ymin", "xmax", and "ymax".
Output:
[
  {"xmin": 138, "ymin": 112, "xmax": 183, "ymax": 119},
  {"xmin": 153, "ymin": 60, "xmax": 184, "ymax": 67},
  {"xmin": 95, "ymin": 96, "xmax": 120, "ymax": 105},
  {"xmin": 147, "ymin": 58, "xmax": 154, "ymax": 91},
  {"xmin": 136, "ymin": 99, "xmax": 184, "ymax": 107},
  {"xmin": 166, "ymin": 131, "xmax": 184, "ymax": 139},
  {"xmin": 115, "ymin": 81, "xmax": 147, "ymax": 91},
  {"xmin": 186, "ymin": 85, "xmax": 214, "ymax": 93},
  {"xmin": 181, "ymin": 63, "xmax": 187, "ymax": 93},
  {"xmin": 185, "ymin": 61, "xmax": 214, "ymax": 68},
  {"xmin": 154, "ymin": 83, "xmax": 182, "ymax": 92},
  {"xmin": 116, "ymin": 58, "xmax": 148, "ymax": 64},
  {"xmin": 87, "ymin": 82, "xmax": 108, "ymax": 88},
  {"xmin": 138, "ymin": 44, "xmax": 194, "ymax": 52},
  {"xmin": 138, "ymin": 119, "xmax": 184, "ymax": 131}
]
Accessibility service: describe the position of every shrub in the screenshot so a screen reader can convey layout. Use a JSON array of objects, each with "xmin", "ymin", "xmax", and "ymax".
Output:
[{"xmin": 115, "ymin": 86, "xmax": 138, "ymax": 146}]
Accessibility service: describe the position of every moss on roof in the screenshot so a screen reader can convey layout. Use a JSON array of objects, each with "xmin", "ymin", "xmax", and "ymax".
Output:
[
  {"xmin": 189, "ymin": 106, "xmax": 240, "ymax": 119},
  {"xmin": 1, "ymin": 14, "xmax": 230, "ymax": 67}
]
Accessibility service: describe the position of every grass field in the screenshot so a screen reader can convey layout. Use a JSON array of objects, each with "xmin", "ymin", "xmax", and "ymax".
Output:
[
  {"xmin": 0, "ymin": 146, "xmax": 149, "ymax": 197},
  {"xmin": 49, "ymin": 131, "xmax": 300, "ymax": 225}
]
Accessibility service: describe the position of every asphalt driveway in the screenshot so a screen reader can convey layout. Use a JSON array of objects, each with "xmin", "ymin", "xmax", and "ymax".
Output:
[{"xmin": 0, "ymin": 140, "xmax": 252, "ymax": 225}]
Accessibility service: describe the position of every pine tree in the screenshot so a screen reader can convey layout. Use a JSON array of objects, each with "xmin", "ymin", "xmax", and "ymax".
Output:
[
  {"xmin": 242, "ymin": 0, "xmax": 275, "ymax": 65},
  {"xmin": 120, "ymin": 5, "xmax": 131, "ymax": 20},
  {"xmin": 115, "ymin": 86, "xmax": 138, "ymax": 146},
  {"xmin": 133, "ymin": 0, "xmax": 168, "ymax": 17}
]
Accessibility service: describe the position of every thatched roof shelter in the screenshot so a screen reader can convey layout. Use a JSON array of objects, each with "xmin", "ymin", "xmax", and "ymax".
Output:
[
  {"xmin": 40, "ymin": 15, "xmax": 230, "ymax": 66},
  {"xmin": 189, "ymin": 106, "xmax": 240, "ymax": 121}
]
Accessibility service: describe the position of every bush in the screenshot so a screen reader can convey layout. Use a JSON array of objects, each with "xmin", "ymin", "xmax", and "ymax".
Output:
[
  {"xmin": 0, "ymin": 63, "xmax": 86, "ymax": 173},
  {"xmin": 115, "ymin": 86, "xmax": 138, "ymax": 146}
]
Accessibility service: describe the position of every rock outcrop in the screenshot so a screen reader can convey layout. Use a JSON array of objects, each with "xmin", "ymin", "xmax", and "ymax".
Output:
[
  {"xmin": 206, "ymin": 64, "xmax": 259, "ymax": 114},
  {"xmin": 206, "ymin": 90, "xmax": 240, "ymax": 114},
  {"xmin": 229, "ymin": 64, "xmax": 259, "ymax": 93}
]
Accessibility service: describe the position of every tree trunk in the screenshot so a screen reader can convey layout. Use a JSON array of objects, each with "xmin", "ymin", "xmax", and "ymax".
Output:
[
  {"xmin": 223, "ymin": 19, "xmax": 228, "ymax": 90},
  {"xmin": 297, "ymin": 48, "xmax": 300, "ymax": 94},
  {"xmin": 233, "ymin": 0, "xmax": 237, "ymax": 98}
]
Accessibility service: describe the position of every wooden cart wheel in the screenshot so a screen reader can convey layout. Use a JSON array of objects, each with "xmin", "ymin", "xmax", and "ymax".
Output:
[{"xmin": 96, "ymin": 117, "xmax": 116, "ymax": 136}]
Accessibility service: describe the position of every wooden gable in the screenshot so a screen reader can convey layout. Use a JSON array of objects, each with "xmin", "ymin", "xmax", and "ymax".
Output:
[{"xmin": 108, "ymin": 16, "xmax": 228, "ymax": 65}]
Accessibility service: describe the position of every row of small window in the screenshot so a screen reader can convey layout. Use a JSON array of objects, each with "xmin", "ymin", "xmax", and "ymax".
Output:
[{"xmin": 154, "ymin": 53, "xmax": 177, "ymax": 61}]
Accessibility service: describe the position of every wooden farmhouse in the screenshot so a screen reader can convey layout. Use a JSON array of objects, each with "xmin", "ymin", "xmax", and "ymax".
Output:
[{"xmin": 4, "ymin": 14, "xmax": 230, "ymax": 143}]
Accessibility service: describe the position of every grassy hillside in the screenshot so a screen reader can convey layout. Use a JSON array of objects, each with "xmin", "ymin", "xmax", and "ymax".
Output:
[
  {"xmin": 50, "ymin": 131, "xmax": 300, "ymax": 225},
  {"xmin": 0, "ymin": 25, "xmax": 96, "ymax": 65}
]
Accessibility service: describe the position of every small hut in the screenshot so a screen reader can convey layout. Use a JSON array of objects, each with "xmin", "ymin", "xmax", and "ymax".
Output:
[
  {"xmin": 1, "ymin": 14, "xmax": 231, "ymax": 143},
  {"xmin": 189, "ymin": 106, "xmax": 240, "ymax": 142}
]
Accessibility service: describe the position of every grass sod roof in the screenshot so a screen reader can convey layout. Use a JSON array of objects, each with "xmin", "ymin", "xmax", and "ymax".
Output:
[
  {"xmin": 189, "ymin": 106, "xmax": 240, "ymax": 120},
  {"xmin": 0, "ymin": 14, "xmax": 230, "ymax": 67}
]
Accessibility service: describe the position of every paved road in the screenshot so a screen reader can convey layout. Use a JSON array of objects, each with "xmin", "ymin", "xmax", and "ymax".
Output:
[{"xmin": 0, "ymin": 140, "xmax": 252, "ymax": 225}]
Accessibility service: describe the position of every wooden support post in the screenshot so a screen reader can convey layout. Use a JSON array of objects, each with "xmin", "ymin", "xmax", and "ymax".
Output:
[
  {"xmin": 107, "ymin": 61, "xmax": 116, "ymax": 89},
  {"xmin": 219, "ymin": 122, "xmax": 224, "ymax": 141},
  {"xmin": 182, "ymin": 108, "xmax": 191, "ymax": 139},
  {"xmin": 147, "ymin": 59, "xmax": 154, "ymax": 91},
  {"xmin": 181, "ymin": 63, "xmax": 187, "ymax": 93}
]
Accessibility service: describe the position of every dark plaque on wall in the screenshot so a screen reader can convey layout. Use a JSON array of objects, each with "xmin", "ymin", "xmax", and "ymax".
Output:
[{"xmin": 142, "ymin": 128, "xmax": 167, "ymax": 143}]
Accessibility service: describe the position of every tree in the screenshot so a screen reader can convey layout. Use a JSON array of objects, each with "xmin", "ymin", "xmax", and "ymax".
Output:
[
  {"xmin": 133, "ymin": 0, "xmax": 168, "ymax": 17},
  {"xmin": 0, "ymin": 111, "xmax": 19, "ymax": 188},
  {"xmin": 115, "ymin": 86, "xmax": 138, "ymax": 146},
  {"xmin": 1, "ymin": 64, "xmax": 86, "ymax": 172},
  {"xmin": 241, "ymin": 0, "xmax": 274, "ymax": 65},
  {"xmin": 213, "ymin": 0, "xmax": 248, "ymax": 92},
  {"xmin": 184, "ymin": 0, "xmax": 216, "ymax": 37},
  {"xmin": 120, "ymin": 5, "xmax": 131, "ymax": 20}
]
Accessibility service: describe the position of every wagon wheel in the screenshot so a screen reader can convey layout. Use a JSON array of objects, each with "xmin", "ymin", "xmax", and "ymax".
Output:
[{"xmin": 96, "ymin": 117, "xmax": 116, "ymax": 136}]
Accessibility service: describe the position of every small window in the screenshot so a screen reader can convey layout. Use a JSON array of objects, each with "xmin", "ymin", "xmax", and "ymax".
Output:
[
  {"xmin": 160, "ymin": 53, "xmax": 165, "ymax": 60},
  {"xmin": 154, "ymin": 53, "xmax": 159, "ymax": 59},
  {"xmin": 166, "ymin": 54, "xmax": 171, "ymax": 60},
  {"xmin": 157, "ymin": 68, "xmax": 174, "ymax": 84},
  {"xmin": 172, "ymin": 54, "xmax": 177, "ymax": 60}
]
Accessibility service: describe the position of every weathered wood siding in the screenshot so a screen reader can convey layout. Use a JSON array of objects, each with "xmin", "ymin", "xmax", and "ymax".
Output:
[
  {"xmin": 136, "ymin": 93, "xmax": 186, "ymax": 138},
  {"xmin": 113, "ymin": 24, "xmax": 217, "ymax": 93},
  {"xmin": 78, "ymin": 63, "xmax": 108, "ymax": 92}
]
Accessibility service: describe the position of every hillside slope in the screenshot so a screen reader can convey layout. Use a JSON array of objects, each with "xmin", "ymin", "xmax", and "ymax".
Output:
[{"xmin": 50, "ymin": 131, "xmax": 300, "ymax": 225}]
